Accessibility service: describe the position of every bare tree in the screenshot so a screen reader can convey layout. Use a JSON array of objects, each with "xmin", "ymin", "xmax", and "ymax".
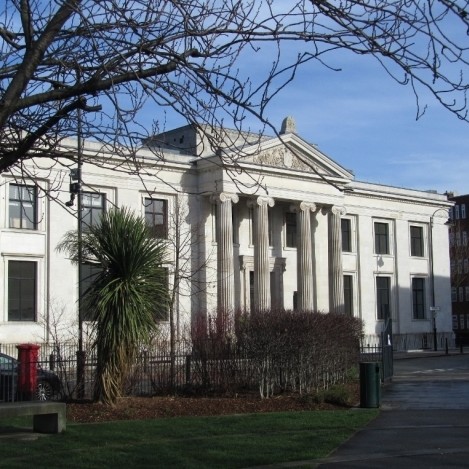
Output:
[
  {"xmin": 165, "ymin": 195, "xmax": 216, "ymax": 389},
  {"xmin": 1, "ymin": 0, "xmax": 469, "ymax": 185}
]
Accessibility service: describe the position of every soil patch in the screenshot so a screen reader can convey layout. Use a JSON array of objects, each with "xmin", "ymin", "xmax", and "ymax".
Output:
[{"xmin": 67, "ymin": 384, "xmax": 359, "ymax": 423}]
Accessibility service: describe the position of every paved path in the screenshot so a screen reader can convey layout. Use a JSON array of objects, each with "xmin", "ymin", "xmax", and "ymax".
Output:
[{"xmin": 316, "ymin": 353, "xmax": 469, "ymax": 468}]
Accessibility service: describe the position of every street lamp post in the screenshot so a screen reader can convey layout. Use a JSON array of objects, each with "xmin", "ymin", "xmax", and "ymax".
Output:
[{"xmin": 429, "ymin": 208, "xmax": 451, "ymax": 351}]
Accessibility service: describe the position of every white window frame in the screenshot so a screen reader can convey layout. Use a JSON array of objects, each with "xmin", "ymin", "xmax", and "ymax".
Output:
[
  {"xmin": 373, "ymin": 219, "xmax": 393, "ymax": 256},
  {"xmin": 3, "ymin": 255, "xmax": 44, "ymax": 323}
]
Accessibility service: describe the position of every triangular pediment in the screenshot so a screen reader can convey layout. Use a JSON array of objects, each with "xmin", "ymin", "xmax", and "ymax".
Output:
[{"xmin": 240, "ymin": 133, "xmax": 354, "ymax": 180}]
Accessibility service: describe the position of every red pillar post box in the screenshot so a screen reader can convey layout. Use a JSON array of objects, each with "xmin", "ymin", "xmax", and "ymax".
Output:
[{"xmin": 16, "ymin": 344, "xmax": 40, "ymax": 401}]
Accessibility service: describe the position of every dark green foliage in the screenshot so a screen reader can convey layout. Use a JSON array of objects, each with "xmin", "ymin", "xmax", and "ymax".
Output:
[{"xmin": 58, "ymin": 207, "xmax": 169, "ymax": 404}]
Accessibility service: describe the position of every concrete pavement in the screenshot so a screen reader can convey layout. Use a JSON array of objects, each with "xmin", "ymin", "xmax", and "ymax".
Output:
[{"xmin": 316, "ymin": 352, "xmax": 469, "ymax": 468}]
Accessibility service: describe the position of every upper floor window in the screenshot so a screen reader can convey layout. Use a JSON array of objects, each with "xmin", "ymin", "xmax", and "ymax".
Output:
[
  {"xmin": 374, "ymin": 222, "xmax": 389, "ymax": 255},
  {"xmin": 144, "ymin": 198, "xmax": 167, "ymax": 239},
  {"xmin": 412, "ymin": 277, "xmax": 425, "ymax": 319},
  {"xmin": 410, "ymin": 225, "xmax": 424, "ymax": 257},
  {"xmin": 462, "ymin": 204, "xmax": 467, "ymax": 219},
  {"xmin": 341, "ymin": 218, "xmax": 352, "ymax": 252},
  {"xmin": 9, "ymin": 184, "xmax": 37, "ymax": 230},
  {"xmin": 81, "ymin": 192, "xmax": 105, "ymax": 230},
  {"xmin": 285, "ymin": 212, "xmax": 297, "ymax": 248},
  {"xmin": 8, "ymin": 261, "xmax": 36, "ymax": 321},
  {"xmin": 455, "ymin": 205, "xmax": 460, "ymax": 220}
]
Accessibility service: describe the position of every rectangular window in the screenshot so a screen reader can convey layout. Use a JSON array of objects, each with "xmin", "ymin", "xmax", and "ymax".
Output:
[
  {"xmin": 79, "ymin": 263, "xmax": 101, "ymax": 321},
  {"xmin": 412, "ymin": 277, "xmax": 425, "ymax": 319},
  {"xmin": 462, "ymin": 204, "xmax": 467, "ymax": 219},
  {"xmin": 410, "ymin": 226, "xmax": 424, "ymax": 257},
  {"xmin": 374, "ymin": 222, "xmax": 389, "ymax": 255},
  {"xmin": 464, "ymin": 259, "xmax": 469, "ymax": 274},
  {"xmin": 455, "ymin": 205, "xmax": 460, "ymax": 220},
  {"xmin": 81, "ymin": 192, "xmax": 105, "ymax": 230},
  {"xmin": 465, "ymin": 286, "xmax": 469, "ymax": 302},
  {"xmin": 463, "ymin": 231, "xmax": 468, "ymax": 246},
  {"xmin": 8, "ymin": 261, "xmax": 36, "ymax": 321},
  {"xmin": 343, "ymin": 275, "xmax": 353, "ymax": 316},
  {"xmin": 453, "ymin": 315, "xmax": 459, "ymax": 330},
  {"xmin": 144, "ymin": 198, "xmax": 168, "ymax": 239},
  {"xmin": 285, "ymin": 212, "xmax": 297, "ymax": 248},
  {"xmin": 458, "ymin": 260, "xmax": 463, "ymax": 274},
  {"xmin": 459, "ymin": 287, "xmax": 465, "ymax": 302},
  {"xmin": 341, "ymin": 219, "xmax": 352, "ymax": 252},
  {"xmin": 9, "ymin": 184, "xmax": 37, "ymax": 229},
  {"xmin": 376, "ymin": 276, "xmax": 391, "ymax": 320},
  {"xmin": 452, "ymin": 287, "xmax": 458, "ymax": 302}
]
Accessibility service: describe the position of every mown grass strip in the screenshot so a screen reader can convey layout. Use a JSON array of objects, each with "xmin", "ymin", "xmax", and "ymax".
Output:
[{"xmin": 0, "ymin": 410, "xmax": 377, "ymax": 468}]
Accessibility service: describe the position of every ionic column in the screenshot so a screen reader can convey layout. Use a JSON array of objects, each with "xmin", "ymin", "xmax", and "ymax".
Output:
[
  {"xmin": 329, "ymin": 206, "xmax": 346, "ymax": 314},
  {"xmin": 211, "ymin": 192, "xmax": 239, "ymax": 316},
  {"xmin": 291, "ymin": 202, "xmax": 316, "ymax": 311},
  {"xmin": 248, "ymin": 196, "xmax": 275, "ymax": 311}
]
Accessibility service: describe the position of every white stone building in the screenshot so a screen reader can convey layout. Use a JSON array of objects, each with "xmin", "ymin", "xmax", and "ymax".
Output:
[{"xmin": 0, "ymin": 118, "xmax": 454, "ymax": 349}]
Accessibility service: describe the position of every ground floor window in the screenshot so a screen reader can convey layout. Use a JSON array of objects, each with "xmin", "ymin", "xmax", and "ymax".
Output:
[
  {"xmin": 343, "ymin": 275, "xmax": 353, "ymax": 316},
  {"xmin": 79, "ymin": 263, "xmax": 102, "ymax": 321},
  {"xmin": 412, "ymin": 277, "xmax": 425, "ymax": 319},
  {"xmin": 8, "ymin": 260, "xmax": 36, "ymax": 321},
  {"xmin": 376, "ymin": 276, "xmax": 391, "ymax": 320}
]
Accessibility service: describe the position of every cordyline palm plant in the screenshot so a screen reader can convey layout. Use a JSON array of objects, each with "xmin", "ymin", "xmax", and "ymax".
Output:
[{"xmin": 58, "ymin": 207, "xmax": 168, "ymax": 405}]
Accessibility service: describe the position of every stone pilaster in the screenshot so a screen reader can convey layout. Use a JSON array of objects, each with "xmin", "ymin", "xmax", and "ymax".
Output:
[
  {"xmin": 291, "ymin": 202, "xmax": 316, "ymax": 311},
  {"xmin": 211, "ymin": 192, "xmax": 239, "ymax": 317},
  {"xmin": 248, "ymin": 196, "xmax": 275, "ymax": 311}
]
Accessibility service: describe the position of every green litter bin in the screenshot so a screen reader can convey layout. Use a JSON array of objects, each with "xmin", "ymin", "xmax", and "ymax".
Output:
[{"xmin": 359, "ymin": 362, "xmax": 381, "ymax": 408}]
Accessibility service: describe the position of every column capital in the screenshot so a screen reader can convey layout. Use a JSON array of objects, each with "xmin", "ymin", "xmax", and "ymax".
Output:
[
  {"xmin": 320, "ymin": 205, "xmax": 346, "ymax": 216},
  {"xmin": 247, "ymin": 196, "xmax": 275, "ymax": 208},
  {"xmin": 331, "ymin": 205, "xmax": 347, "ymax": 217},
  {"xmin": 210, "ymin": 192, "xmax": 239, "ymax": 205},
  {"xmin": 290, "ymin": 201, "xmax": 317, "ymax": 213}
]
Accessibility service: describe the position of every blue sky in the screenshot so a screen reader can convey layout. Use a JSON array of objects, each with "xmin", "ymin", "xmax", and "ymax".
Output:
[
  {"xmin": 161, "ymin": 50, "xmax": 469, "ymax": 196},
  {"xmin": 264, "ymin": 53, "xmax": 469, "ymax": 196}
]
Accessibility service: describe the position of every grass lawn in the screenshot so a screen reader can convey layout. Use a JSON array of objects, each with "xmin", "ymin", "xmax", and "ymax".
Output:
[{"xmin": 0, "ymin": 409, "xmax": 377, "ymax": 468}]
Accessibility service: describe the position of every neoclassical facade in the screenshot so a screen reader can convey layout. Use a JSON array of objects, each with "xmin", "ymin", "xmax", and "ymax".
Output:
[{"xmin": 0, "ymin": 118, "xmax": 454, "ymax": 348}]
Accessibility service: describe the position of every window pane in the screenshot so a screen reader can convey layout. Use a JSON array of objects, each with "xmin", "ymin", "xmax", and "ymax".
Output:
[
  {"xmin": 376, "ymin": 276, "xmax": 390, "ymax": 320},
  {"xmin": 80, "ymin": 263, "xmax": 101, "ymax": 321},
  {"xmin": 9, "ymin": 184, "xmax": 37, "ymax": 229},
  {"xmin": 81, "ymin": 192, "xmax": 105, "ymax": 230},
  {"xmin": 144, "ymin": 198, "xmax": 167, "ymax": 238},
  {"xmin": 410, "ymin": 226, "xmax": 424, "ymax": 257},
  {"xmin": 8, "ymin": 261, "xmax": 36, "ymax": 321},
  {"xmin": 375, "ymin": 222, "xmax": 389, "ymax": 254},
  {"xmin": 285, "ymin": 212, "xmax": 297, "ymax": 248},
  {"xmin": 341, "ymin": 219, "xmax": 352, "ymax": 252},
  {"xmin": 344, "ymin": 275, "xmax": 353, "ymax": 315},
  {"xmin": 412, "ymin": 277, "xmax": 425, "ymax": 319}
]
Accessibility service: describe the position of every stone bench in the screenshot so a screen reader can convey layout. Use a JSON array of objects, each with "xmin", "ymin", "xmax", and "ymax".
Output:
[{"xmin": 0, "ymin": 401, "xmax": 66, "ymax": 433}]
